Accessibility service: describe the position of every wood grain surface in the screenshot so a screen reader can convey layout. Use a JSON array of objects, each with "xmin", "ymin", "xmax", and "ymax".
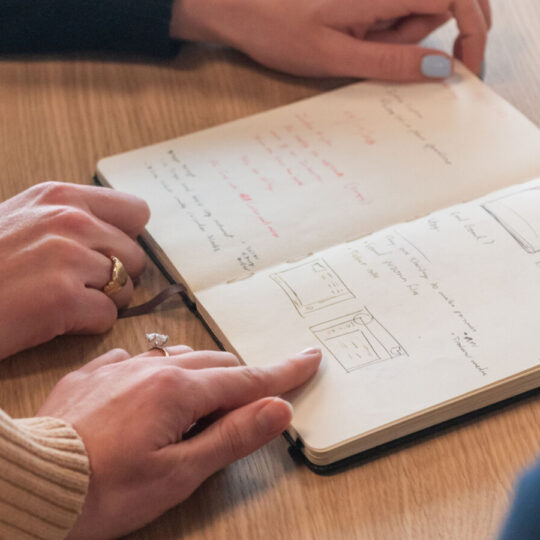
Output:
[{"xmin": 1, "ymin": 1, "xmax": 539, "ymax": 538}]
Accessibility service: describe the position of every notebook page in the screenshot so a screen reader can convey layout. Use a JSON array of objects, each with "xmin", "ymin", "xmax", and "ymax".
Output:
[
  {"xmin": 195, "ymin": 178, "xmax": 540, "ymax": 452},
  {"xmin": 98, "ymin": 63, "xmax": 540, "ymax": 292}
]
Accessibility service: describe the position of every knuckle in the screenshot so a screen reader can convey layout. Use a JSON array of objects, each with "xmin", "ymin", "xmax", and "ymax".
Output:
[
  {"xmin": 60, "ymin": 370, "xmax": 84, "ymax": 386},
  {"xmin": 49, "ymin": 206, "xmax": 93, "ymax": 234},
  {"xmin": 33, "ymin": 181, "xmax": 76, "ymax": 204},
  {"xmin": 151, "ymin": 367, "xmax": 182, "ymax": 394},
  {"xmin": 36, "ymin": 235, "xmax": 89, "ymax": 279},
  {"xmin": 241, "ymin": 367, "xmax": 269, "ymax": 393},
  {"xmin": 109, "ymin": 347, "xmax": 130, "ymax": 360},
  {"xmin": 222, "ymin": 352, "xmax": 241, "ymax": 365},
  {"xmin": 211, "ymin": 351, "xmax": 240, "ymax": 366},
  {"xmin": 43, "ymin": 234, "xmax": 84, "ymax": 261}
]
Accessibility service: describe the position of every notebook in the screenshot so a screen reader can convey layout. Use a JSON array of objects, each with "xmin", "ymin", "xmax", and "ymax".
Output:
[{"xmin": 96, "ymin": 63, "xmax": 540, "ymax": 468}]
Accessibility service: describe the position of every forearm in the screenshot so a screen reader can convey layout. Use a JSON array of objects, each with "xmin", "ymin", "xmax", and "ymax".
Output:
[
  {"xmin": 0, "ymin": 409, "xmax": 89, "ymax": 539},
  {"xmin": 0, "ymin": 0, "xmax": 179, "ymax": 56}
]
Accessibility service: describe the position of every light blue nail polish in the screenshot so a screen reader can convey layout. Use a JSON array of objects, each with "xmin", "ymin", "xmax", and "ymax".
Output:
[{"xmin": 421, "ymin": 55, "xmax": 452, "ymax": 79}]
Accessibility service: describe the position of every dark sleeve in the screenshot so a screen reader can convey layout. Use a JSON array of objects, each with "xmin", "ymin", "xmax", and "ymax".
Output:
[
  {"xmin": 0, "ymin": 0, "xmax": 180, "ymax": 56},
  {"xmin": 499, "ymin": 459, "xmax": 540, "ymax": 540}
]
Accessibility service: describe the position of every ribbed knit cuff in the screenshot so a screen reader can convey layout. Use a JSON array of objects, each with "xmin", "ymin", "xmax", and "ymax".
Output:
[{"xmin": 0, "ymin": 410, "xmax": 89, "ymax": 540}]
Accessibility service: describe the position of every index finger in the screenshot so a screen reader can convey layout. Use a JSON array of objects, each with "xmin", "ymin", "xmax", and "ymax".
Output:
[
  {"xmin": 477, "ymin": 0, "xmax": 492, "ymax": 29},
  {"xmin": 404, "ymin": 0, "xmax": 487, "ymax": 74},
  {"xmin": 188, "ymin": 349, "xmax": 322, "ymax": 419},
  {"xmin": 78, "ymin": 184, "xmax": 150, "ymax": 238},
  {"xmin": 450, "ymin": 0, "xmax": 487, "ymax": 73}
]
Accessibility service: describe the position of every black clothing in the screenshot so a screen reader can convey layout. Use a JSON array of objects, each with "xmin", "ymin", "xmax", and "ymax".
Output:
[{"xmin": 0, "ymin": 0, "xmax": 179, "ymax": 56}]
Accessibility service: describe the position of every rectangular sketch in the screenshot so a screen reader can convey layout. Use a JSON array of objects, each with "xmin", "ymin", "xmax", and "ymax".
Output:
[
  {"xmin": 482, "ymin": 188, "xmax": 540, "ymax": 253},
  {"xmin": 310, "ymin": 307, "xmax": 407, "ymax": 373},
  {"xmin": 270, "ymin": 258, "xmax": 354, "ymax": 317}
]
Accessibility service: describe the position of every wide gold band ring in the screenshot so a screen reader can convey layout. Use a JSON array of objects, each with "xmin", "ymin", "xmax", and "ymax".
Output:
[{"xmin": 102, "ymin": 256, "xmax": 129, "ymax": 297}]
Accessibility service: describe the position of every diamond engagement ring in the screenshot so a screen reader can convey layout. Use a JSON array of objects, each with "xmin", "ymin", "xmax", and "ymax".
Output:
[{"xmin": 146, "ymin": 333, "xmax": 170, "ymax": 357}]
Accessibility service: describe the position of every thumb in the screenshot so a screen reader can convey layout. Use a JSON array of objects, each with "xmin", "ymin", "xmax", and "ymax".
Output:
[
  {"xmin": 326, "ymin": 31, "xmax": 454, "ymax": 82},
  {"xmin": 177, "ymin": 397, "xmax": 293, "ymax": 481}
]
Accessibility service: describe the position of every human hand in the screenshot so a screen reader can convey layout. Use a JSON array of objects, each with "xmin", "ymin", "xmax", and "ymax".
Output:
[
  {"xmin": 0, "ymin": 182, "xmax": 149, "ymax": 360},
  {"xmin": 170, "ymin": 0, "xmax": 490, "ymax": 81},
  {"xmin": 37, "ymin": 345, "xmax": 322, "ymax": 539}
]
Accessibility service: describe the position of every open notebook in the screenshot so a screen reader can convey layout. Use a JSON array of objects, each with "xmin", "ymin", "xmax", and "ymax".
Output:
[{"xmin": 96, "ymin": 63, "xmax": 540, "ymax": 469}]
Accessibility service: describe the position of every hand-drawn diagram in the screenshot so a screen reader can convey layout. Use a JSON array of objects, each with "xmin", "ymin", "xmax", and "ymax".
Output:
[
  {"xmin": 482, "ymin": 188, "xmax": 540, "ymax": 253},
  {"xmin": 310, "ymin": 307, "xmax": 407, "ymax": 373},
  {"xmin": 270, "ymin": 258, "xmax": 354, "ymax": 317}
]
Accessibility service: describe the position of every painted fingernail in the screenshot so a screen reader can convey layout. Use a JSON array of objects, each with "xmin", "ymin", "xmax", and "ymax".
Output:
[
  {"xmin": 256, "ymin": 398, "xmax": 293, "ymax": 435},
  {"xmin": 421, "ymin": 55, "xmax": 452, "ymax": 79},
  {"xmin": 299, "ymin": 347, "xmax": 322, "ymax": 356}
]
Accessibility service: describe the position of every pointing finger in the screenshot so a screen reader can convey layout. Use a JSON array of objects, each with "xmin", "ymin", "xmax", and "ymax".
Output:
[{"xmin": 186, "ymin": 349, "xmax": 321, "ymax": 419}]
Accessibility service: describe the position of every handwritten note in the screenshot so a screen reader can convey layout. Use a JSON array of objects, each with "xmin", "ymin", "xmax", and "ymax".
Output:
[
  {"xmin": 195, "ymin": 179, "xmax": 540, "ymax": 453},
  {"xmin": 98, "ymin": 63, "xmax": 540, "ymax": 294},
  {"xmin": 98, "ymin": 62, "xmax": 540, "ymax": 459}
]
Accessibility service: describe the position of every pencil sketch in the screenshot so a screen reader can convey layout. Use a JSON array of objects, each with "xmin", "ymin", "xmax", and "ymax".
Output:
[
  {"xmin": 310, "ymin": 307, "xmax": 407, "ymax": 373},
  {"xmin": 270, "ymin": 258, "xmax": 355, "ymax": 317},
  {"xmin": 482, "ymin": 188, "xmax": 540, "ymax": 253}
]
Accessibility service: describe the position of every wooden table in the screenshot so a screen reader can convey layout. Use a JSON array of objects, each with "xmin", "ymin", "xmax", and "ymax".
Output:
[{"xmin": 1, "ymin": 2, "xmax": 539, "ymax": 538}]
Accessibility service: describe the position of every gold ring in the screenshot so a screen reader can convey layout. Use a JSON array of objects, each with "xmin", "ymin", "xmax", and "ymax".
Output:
[
  {"xmin": 151, "ymin": 346, "xmax": 170, "ymax": 357},
  {"xmin": 102, "ymin": 256, "xmax": 128, "ymax": 296}
]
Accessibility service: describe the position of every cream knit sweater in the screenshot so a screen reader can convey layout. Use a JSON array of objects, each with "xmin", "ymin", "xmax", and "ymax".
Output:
[{"xmin": 0, "ymin": 409, "xmax": 89, "ymax": 539}]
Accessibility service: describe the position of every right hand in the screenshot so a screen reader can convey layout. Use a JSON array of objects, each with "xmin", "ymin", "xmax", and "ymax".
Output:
[
  {"xmin": 171, "ymin": 0, "xmax": 491, "ymax": 81},
  {"xmin": 0, "ymin": 182, "xmax": 150, "ymax": 360},
  {"xmin": 37, "ymin": 345, "xmax": 323, "ymax": 539}
]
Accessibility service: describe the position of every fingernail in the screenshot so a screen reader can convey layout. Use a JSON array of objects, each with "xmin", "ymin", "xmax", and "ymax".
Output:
[
  {"xmin": 299, "ymin": 347, "xmax": 321, "ymax": 356},
  {"xmin": 256, "ymin": 398, "xmax": 293, "ymax": 435},
  {"xmin": 480, "ymin": 59, "xmax": 486, "ymax": 80},
  {"xmin": 421, "ymin": 55, "xmax": 452, "ymax": 79}
]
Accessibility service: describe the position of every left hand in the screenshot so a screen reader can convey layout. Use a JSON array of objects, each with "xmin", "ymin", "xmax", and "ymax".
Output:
[
  {"xmin": 37, "ymin": 345, "xmax": 322, "ymax": 539},
  {"xmin": 170, "ymin": 0, "xmax": 490, "ymax": 81}
]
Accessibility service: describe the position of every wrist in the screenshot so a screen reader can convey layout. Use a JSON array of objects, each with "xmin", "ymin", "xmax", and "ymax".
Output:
[
  {"xmin": 3, "ymin": 414, "xmax": 90, "ymax": 538},
  {"xmin": 169, "ymin": 0, "xmax": 219, "ymax": 42}
]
